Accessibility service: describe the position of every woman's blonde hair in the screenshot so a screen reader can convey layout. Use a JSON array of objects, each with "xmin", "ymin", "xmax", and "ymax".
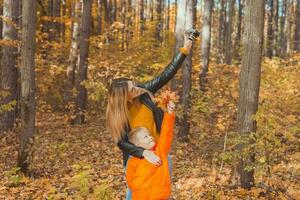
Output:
[{"xmin": 106, "ymin": 78, "xmax": 131, "ymax": 142}]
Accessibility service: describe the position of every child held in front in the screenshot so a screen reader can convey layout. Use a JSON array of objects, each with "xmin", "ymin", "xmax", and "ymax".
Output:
[{"xmin": 126, "ymin": 100, "xmax": 176, "ymax": 200}]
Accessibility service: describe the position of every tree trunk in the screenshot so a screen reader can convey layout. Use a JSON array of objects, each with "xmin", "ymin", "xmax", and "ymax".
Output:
[
  {"xmin": 192, "ymin": 0, "xmax": 197, "ymax": 26},
  {"xmin": 49, "ymin": 0, "xmax": 61, "ymax": 42},
  {"xmin": 218, "ymin": 0, "xmax": 225, "ymax": 63},
  {"xmin": 0, "ymin": 0, "xmax": 20, "ymax": 133},
  {"xmin": 237, "ymin": 0, "xmax": 265, "ymax": 189},
  {"xmin": 235, "ymin": 0, "xmax": 243, "ymax": 59},
  {"xmin": 199, "ymin": 0, "xmax": 213, "ymax": 92},
  {"xmin": 225, "ymin": 0, "xmax": 234, "ymax": 64},
  {"xmin": 166, "ymin": 0, "xmax": 170, "ymax": 30},
  {"xmin": 282, "ymin": 0, "xmax": 291, "ymax": 56},
  {"xmin": 140, "ymin": 0, "xmax": 145, "ymax": 34},
  {"xmin": 272, "ymin": 0, "xmax": 279, "ymax": 56},
  {"xmin": 60, "ymin": 0, "xmax": 67, "ymax": 43},
  {"xmin": 266, "ymin": 0, "xmax": 274, "ymax": 58},
  {"xmin": 294, "ymin": 0, "xmax": 300, "ymax": 51},
  {"xmin": 74, "ymin": 0, "xmax": 92, "ymax": 124},
  {"xmin": 176, "ymin": 0, "xmax": 193, "ymax": 140},
  {"xmin": 66, "ymin": 0, "xmax": 82, "ymax": 100},
  {"xmin": 155, "ymin": 0, "xmax": 162, "ymax": 43},
  {"xmin": 17, "ymin": 0, "xmax": 37, "ymax": 174},
  {"xmin": 0, "ymin": 3, "xmax": 3, "ymax": 40},
  {"xmin": 97, "ymin": 0, "xmax": 102, "ymax": 35}
]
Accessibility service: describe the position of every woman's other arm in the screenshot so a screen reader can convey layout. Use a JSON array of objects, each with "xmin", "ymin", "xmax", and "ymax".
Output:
[
  {"xmin": 118, "ymin": 135, "xmax": 162, "ymax": 166},
  {"xmin": 117, "ymin": 135, "xmax": 144, "ymax": 158}
]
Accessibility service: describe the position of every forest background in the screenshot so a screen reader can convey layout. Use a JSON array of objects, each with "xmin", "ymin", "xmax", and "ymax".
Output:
[{"xmin": 0, "ymin": 0, "xmax": 299, "ymax": 199}]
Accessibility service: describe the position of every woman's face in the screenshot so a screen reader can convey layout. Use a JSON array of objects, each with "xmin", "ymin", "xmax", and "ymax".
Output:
[{"xmin": 127, "ymin": 81, "xmax": 145, "ymax": 101}]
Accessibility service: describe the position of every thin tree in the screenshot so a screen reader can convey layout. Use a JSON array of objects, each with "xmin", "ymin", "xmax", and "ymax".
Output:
[
  {"xmin": 218, "ymin": 0, "xmax": 225, "ymax": 63},
  {"xmin": 294, "ymin": 0, "xmax": 300, "ymax": 51},
  {"xmin": 0, "ymin": 0, "xmax": 20, "ymax": 132},
  {"xmin": 0, "ymin": 3, "xmax": 3, "ymax": 40},
  {"xmin": 155, "ymin": 0, "xmax": 162, "ymax": 43},
  {"xmin": 237, "ymin": 0, "xmax": 265, "ymax": 189},
  {"xmin": 176, "ymin": 0, "xmax": 193, "ymax": 140},
  {"xmin": 17, "ymin": 0, "xmax": 37, "ymax": 174},
  {"xmin": 282, "ymin": 0, "xmax": 291, "ymax": 56},
  {"xmin": 199, "ymin": 0, "xmax": 213, "ymax": 92},
  {"xmin": 266, "ymin": 0, "xmax": 274, "ymax": 58},
  {"xmin": 166, "ymin": 0, "xmax": 170, "ymax": 30},
  {"xmin": 224, "ymin": 0, "xmax": 235, "ymax": 64},
  {"xmin": 73, "ymin": 0, "xmax": 92, "ymax": 124},
  {"xmin": 235, "ymin": 0, "xmax": 243, "ymax": 59},
  {"xmin": 66, "ymin": 0, "xmax": 82, "ymax": 101},
  {"xmin": 140, "ymin": 0, "xmax": 145, "ymax": 34},
  {"xmin": 273, "ymin": 0, "xmax": 279, "ymax": 56},
  {"xmin": 49, "ymin": 0, "xmax": 61, "ymax": 42},
  {"xmin": 97, "ymin": 0, "xmax": 102, "ymax": 35}
]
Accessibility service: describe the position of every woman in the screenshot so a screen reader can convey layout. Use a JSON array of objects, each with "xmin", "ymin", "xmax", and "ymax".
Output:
[{"xmin": 106, "ymin": 29, "xmax": 200, "ymax": 199}]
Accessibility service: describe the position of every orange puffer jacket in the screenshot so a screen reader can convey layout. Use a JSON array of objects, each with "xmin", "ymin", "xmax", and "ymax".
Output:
[{"xmin": 125, "ymin": 113, "xmax": 175, "ymax": 200}]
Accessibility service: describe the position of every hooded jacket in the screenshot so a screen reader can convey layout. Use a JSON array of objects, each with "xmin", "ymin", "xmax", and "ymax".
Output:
[{"xmin": 125, "ymin": 113, "xmax": 175, "ymax": 200}]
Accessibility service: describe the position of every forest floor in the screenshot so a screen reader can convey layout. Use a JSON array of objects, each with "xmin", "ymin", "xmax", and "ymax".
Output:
[
  {"xmin": 0, "ymin": 109, "xmax": 299, "ymax": 200},
  {"xmin": 0, "ymin": 47, "xmax": 300, "ymax": 199}
]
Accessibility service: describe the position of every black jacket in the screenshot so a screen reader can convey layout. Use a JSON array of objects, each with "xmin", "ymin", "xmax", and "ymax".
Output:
[{"xmin": 117, "ymin": 52, "xmax": 187, "ymax": 166}]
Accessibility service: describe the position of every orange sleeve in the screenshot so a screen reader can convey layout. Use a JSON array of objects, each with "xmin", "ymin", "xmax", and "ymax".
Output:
[
  {"xmin": 125, "ymin": 159, "xmax": 139, "ymax": 191},
  {"xmin": 157, "ymin": 113, "xmax": 175, "ymax": 156}
]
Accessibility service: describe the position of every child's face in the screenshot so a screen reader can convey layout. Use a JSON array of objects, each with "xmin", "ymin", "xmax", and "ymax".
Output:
[{"xmin": 135, "ymin": 129, "xmax": 155, "ymax": 150}]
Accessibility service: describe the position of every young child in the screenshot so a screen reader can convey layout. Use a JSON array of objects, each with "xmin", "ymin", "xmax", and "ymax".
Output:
[{"xmin": 125, "ymin": 101, "xmax": 175, "ymax": 200}]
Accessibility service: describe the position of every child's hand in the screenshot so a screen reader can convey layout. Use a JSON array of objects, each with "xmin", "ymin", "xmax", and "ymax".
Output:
[{"xmin": 167, "ymin": 101, "xmax": 175, "ymax": 114}]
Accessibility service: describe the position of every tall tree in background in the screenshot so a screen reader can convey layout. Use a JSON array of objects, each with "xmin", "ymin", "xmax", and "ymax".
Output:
[
  {"xmin": 74, "ymin": 0, "xmax": 92, "ymax": 124},
  {"xmin": 166, "ymin": 0, "xmax": 170, "ymax": 30},
  {"xmin": 282, "ymin": 0, "xmax": 291, "ymax": 56},
  {"xmin": 266, "ymin": 0, "xmax": 274, "ymax": 58},
  {"xmin": 17, "ymin": 0, "xmax": 37, "ymax": 174},
  {"xmin": 294, "ymin": 0, "xmax": 300, "ymax": 51},
  {"xmin": 272, "ymin": 0, "xmax": 279, "ymax": 56},
  {"xmin": 49, "ymin": 0, "xmax": 61, "ymax": 42},
  {"xmin": 140, "ymin": 0, "xmax": 145, "ymax": 34},
  {"xmin": 155, "ymin": 0, "xmax": 162, "ymax": 43},
  {"xmin": 176, "ymin": 0, "xmax": 193, "ymax": 140},
  {"xmin": 0, "ymin": 0, "xmax": 20, "ymax": 132},
  {"xmin": 237, "ymin": 0, "xmax": 265, "ymax": 189},
  {"xmin": 218, "ymin": 0, "xmax": 225, "ymax": 63},
  {"xmin": 224, "ymin": 0, "xmax": 234, "ymax": 64},
  {"xmin": 0, "ymin": 3, "xmax": 3, "ymax": 40},
  {"xmin": 97, "ymin": 0, "xmax": 102, "ymax": 35},
  {"xmin": 199, "ymin": 0, "xmax": 213, "ymax": 91},
  {"xmin": 235, "ymin": 0, "xmax": 243, "ymax": 59},
  {"xmin": 66, "ymin": 0, "xmax": 82, "ymax": 100}
]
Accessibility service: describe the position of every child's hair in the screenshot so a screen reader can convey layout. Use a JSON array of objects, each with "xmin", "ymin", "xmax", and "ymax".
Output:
[{"xmin": 128, "ymin": 127, "xmax": 149, "ymax": 144}]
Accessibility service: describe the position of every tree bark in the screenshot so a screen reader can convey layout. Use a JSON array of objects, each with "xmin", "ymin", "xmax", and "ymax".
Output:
[
  {"xmin": 66, "ymin": 0, "xmax": 82, "ymax": 100},
  {"xmin": 17, "ymin": 0, "xmax": 37, "ymax": 174},
  {"xmin": 237, "ymin": 0, "xmax": 265, "ymax": 189},
  {"xmin": 282, "ymin": 0, "xmax": 291, "ymax": 56},
  {"xmin": 266, "ymin": 0, "xmax": 274, "ymax": 58},
  {"xmin": 199, "ymin": 0, "xmax": 213, "ymax": 92},
  {"xmin": 176, "ymin": 0, "xmax": 193, "ymax": 140},
  {"xmin": 0, "ymin": 0, "xmax": 20, "ymax": 133},
  {"xmin": 272, "ymin": 0, "xmax": 279, "ymax": 56},
  {"xmin": 235, "ymin": 0, "xmax": 243, "ymax": 59},
  {"xmin": 225, "ymin": 0, "xmax": 234, "ymax": 64},
  {"xmin": 218, "ymin": 0, "xmax": 225, "ymax": 63},
  {"xmin": 165, "ymin": 0, "xmax": 170, "ymax": 30},
  {"xmin": 74, "ymin": 0, "xmax": 92, "ymax": 124},
  {"xmin": 155, "ymin": 0, "xmax": 162, "ymax": 43},
  {"xmin": 49, "ymin": 0, "xmax": 61, "ymax": 42},
  {"xmin": 97, "ymin": 0, "xmax": 102, "ymax": 35},
  {"xmin": 140, "ymin": 0, "xmax": 145, "ymax": 34},
  {"xmin": 294, "ymin": 0, "xmax": 300, "ymax": 51}
]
